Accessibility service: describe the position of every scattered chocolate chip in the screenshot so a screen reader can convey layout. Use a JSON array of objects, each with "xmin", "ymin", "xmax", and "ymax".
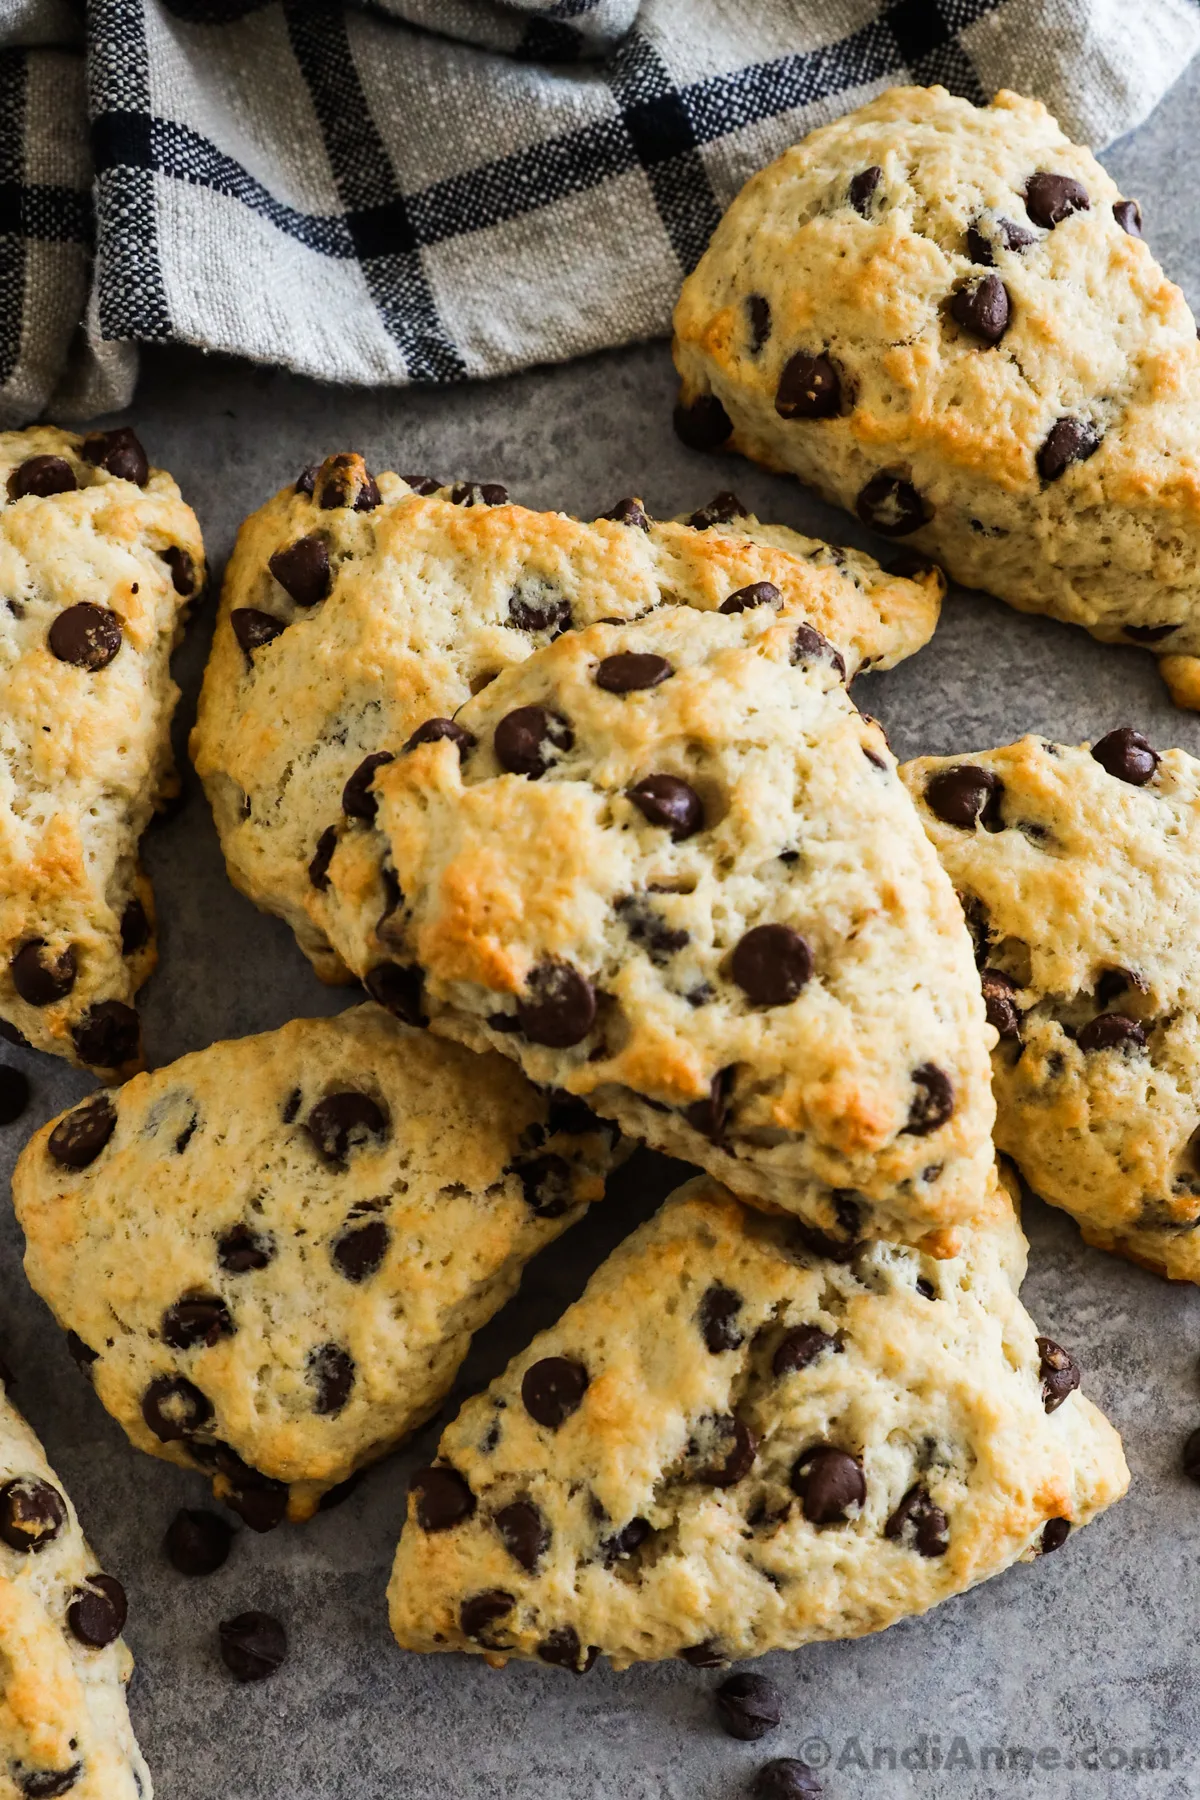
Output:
[
  {"xmin": 164, "ymin": 1507, "xmax": 233, "ymax": 1576},
  {"xmin": 595, "ymin": 651, "xmax": 672, "ymax": 693},
  {"xmin": 773, "ymin": 1325, "xmax": 837, "ymax": 1376},
  {"xmin": 849, "ymin": 164, "xmax": 882, "ymax": 215},
  {"xmin": 71, "ymin": 1001, "xmax": 140, "ymax": 1069},
  {"xmin": 687, "ymin": 490, "xmax": 746, "ymax": 530},
  {"xmin": 295, "ymin": 463, "xmax": 319, "ymax": 495},
  {"xmin": 19, "ymin": 1768, "xmax": 82, "ymax": 1798},
  {"xmin": 537, "ymin": 1626, "xmax": 597, "ymax": 1672},
  {"xmin": 1113, "ymin": 198, "xmax": 1143, "ymax": 236},
  {"xmin": 509, "ymin": 591, "xmax": 573, "ymax": 634},
  {"xmin": 791, "ymin": 622, "xmax": 846, "ymax": 679},
  {"xmin": 332, "ymin": 1217, "xmax": 390, "ymax": 1282},
  {"xmin": 217, "ymin": 1225, "xmax": 275, "ymax": 1273},
  {"xmin": 514, "ymin": 1152, "xmax": 574, "ymax": 1219},
  {"xmin": 141, "ymin": 1373, "xmax": 212, "ymax": 1443},
  {"xmin": 402, "ymin": 474, "xmax": 440, "ymax": 494},
  {"xmin": 1091, "ymin": 726, "xmax": 1158, "ymax": 785},
  {"xmin": 905, "ymin": 1064, "xmax": 954, "ymax": 1135},
  {"xmin": 67, "ymin": 1574, "xmax": 127, "ymax": 1647},
  {"xmin": 732, "ymin": 924, "xmax": 813, "ymax": 1007},
  {"xmin": 0, "ymin": 1066, "xmax": 28, "ymax": 1125},
  {"xmin": 715, "ymin": 1672, "xmax": 782, "ymax": 1742},
  {"xmin": 699, "ymin": 1284, "xmax": 743, "ymax": 1353},
  {"xmin": 82, "ymin": 426, "xmax": 149, "ymax": 485},
  {"xmin": 522, "ymin": 1356, "xmax": 588, "ymax": 1428},
  {"xmin": 1077, "ymin": 1013, "xmax": 1146, "ymax": 1054},
  {"xmin": 792, "ymin": 1445, "xmax": 866, "ymax": 1523},
  {"xmin": 162, "ymin": 545, "xmax": 196, "ymax": 596},
  {"xmin": 747, "ymin": 293, "xmax": 772, "ymax": 351},
  {"xmin": 364, "ymin": 961, "xmax": 427, "ymax": 1026},
  {"xmin": 161, "ymin": 1296, "xmax": 234, "ymax": 1352},
  {"xmin": 628, "ymin": 773, "xmax": 704, "ymax": 839},
  {"xmin": 48, "ymin": 603, "xmax": 122, "ymax": 671},
  {"xmin": 967, "ymin": 214, "xmax": 1037, "ymax": 263},
  {"xmin": 7, "ymin": 454, "xmax": 77, "ymax": 500},
  {"xmin": 517, "ymin": 960, "xmax": 596, "ymax": 1047},
  {"xmin": 614, "ymin": 894, "xmax": 689, "ymax": 963},
  {"xmin": 981, "ymin": 968, "xmax": 1021, "ymax": 1037},
  {"xmin": 917, "ymin": 1274, "xmax": 937, "ymax": 1296},
  {"xmin": 231, "ymin": 608, "xmax": 286, "ymax": 658},
  {"xmin": 924, "ymin": 763, "xmax": 1003, "ymax": 829},
  {"xmin": 217, "ymin": 1457, "xmax": 288, "ymax": 1533},
  {"xmin": 308, "ymin": 825, "xmax": 338, "ymax": 890},
  {"xmin": 495, "ymin": 1498, "xmax": 550, "ymax": 1572},
  {"xmin": 309, "ymin": 1342, "xmax": 355, "ymax": 1415},
  {"xmin": 494, "ymin": 704, "xmax": 573, "ymax": 778},
  {"xmin": 1042, "ymin": 1516, "xmax": 1071, "ymax": 1553},
  {"xmin": 884, "ymin": 1484, "xmax": 948, "ymax": 1556},
  {"xmin": 696, "ymin": 1414, "xmax": 758, "ymax": 1487},
  {"xmin": 856, "ymin": 472, "xmax": 928, "ymax": 536},
  {"xmin": 218, "ymin": 1610, "xmax": 287, "ymax": 1681},
  {"xmin": 601, "ymin": 1516, "xmax": 650, "ymax": 1564},
  {"xmin": 269, "ymin": 534, "xmax": 330, "ymax": 607},
  {"xmin": 412, "ymin": 1465, "xmax": 476, "ymax": 1532},
  {"xmin": 950, "ymin": 274, "xmax": 1010, "ymax": 343},
  {"xmin": 720, "ymin": 581, "xmax": 780, "ymax": 615},
  {"xmin": 775, "ymin": 351, "xmax": 841, "ymax": 419},
  {"xmin": 751, "ymin": 1759, "xmax": 823, "ymax": 1799},
  {"xmin": 673, "ymin": 394, "xmax": 732, "ymax": 452},
  {"xmin": 120, "ymin": 896, "xmax": 150, "ymax": 955},
  {"xmin": 598, "ymin": 495, "xmax": 651, "ymax": 530},
  {"xmin": 1037, "ymin": 417, "xmax": 1101, "ymax": 481},
  {"xmin": 683, "ymin": 1066, "xmax": 734, "ymax": 1140},
  {"xmin": 342, "ymin": 751, "xmax": 395, "ymax": 822},
  {"xmin": 450, "ymin": 481, "xmax": 508, "ymax": 507},
  {"xmin": 317, "ymin": 453, "xmax": 379, "ymax": 511},
  {"xmin": 460, "ymin": 1590, "xmax": 515, "ymax": 1645},
  {"xmin": 306, "ymin": 1092, "xmax": 387, "ymax": 1165},
  {"xmin": 1037, "ymin": 1336, "xmax": 1081, "ymax": 1413},
  {"xmin": 0, "ymin": 1476, "xmax": 67, "ymax": 1552},
  {"xmin": 47, "ymin": 1094, "xmax": 116, "ymax": 1169},
  {"xmin": 1025, "ymin": 172, "xmax": 1090, "ymax": 229},
  {"xmin": 1095, "ymin": 966, "xmax": 1145, "ymax": 1007},
  {"xmin": 405, "ymin": 717, "xmax": 476, "ymax": 756}
]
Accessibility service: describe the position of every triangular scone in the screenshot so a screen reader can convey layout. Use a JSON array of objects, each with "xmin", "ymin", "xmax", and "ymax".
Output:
[
  {"xmin": 0, "ymin": 426, "xmax": 204, "ymax": 1076},
  {"xmin": 903, "ymin": 730, "xmax": 1200, "ymax": 1280},
  {"xmin": 0, "ymin": 1377, "xmax": 151, "ymax": 1798},
  {"xmin": 352, "ymin": 603, "xmax": 994, "ymax": 1244},
  {"xmin": 387, "ymin": 1175, "xmax": 1127, "ymax": 1671},
  {"xmin": 673, "ymin": 85, "xmax": 1200, "ymax": 710},
  {"xmin": 190, "ymin": 453, "xmax": 941, "ymax": 982},
  {"xmin": 13, "ymin": 1005, "xmax": 617, "ymax": 1526}
]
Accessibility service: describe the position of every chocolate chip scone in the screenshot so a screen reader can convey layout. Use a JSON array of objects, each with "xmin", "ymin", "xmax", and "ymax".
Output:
[
  {"xmin": 12, "ymin": 1004, "xmax": 617, "ymax": 1526},
  {"xmin": 673, "ymin": 84, "xmax": 1200, "ymax": 710},
  {"xmin": 0, "ymin": 1374, "xmax": 150, "ymax": 1799},
  {"xmin": 387, "ymin": 1174, "xmax": 1127, "ymax": 1671},
  {"xmin": 902, "ymin": 729, "xmax": 1200, "ymax": 1280},
  {"xmin": 342, "ymin": 602, "xmax": 994, "ymax": 1246},
  {"xmin": 0, "ymin": 425, "xmax": 204, "ymax": 1077},
  {"xmin": 189, "ymin": 452, "xmax": 941, "ymax": 982}
]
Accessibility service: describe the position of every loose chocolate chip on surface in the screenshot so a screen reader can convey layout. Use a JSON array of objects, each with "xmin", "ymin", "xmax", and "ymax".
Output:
[
  {"xmin": 494, "ymin": 704, "xmax": 573, "ymax": 777},
  {"xmin": 82, "ymin": 426, "xmax": 149, "ymax": 485},
  {"xmin": 269, "ymin": 535, "xmax": 330, "ymax": 607},
  {"xmin": 120, "ymin": 896, "xmax": 151, "ymax": 955},
  {"xmin": 0, "ymin": 1477, "xmax": 67, "ymax": 1551},
  {"xmin": 683, "ymin": 1065, "xmax": 734, "ymax": 1140},
  {"xmin": 231, "ymin": 608, "xmax": 286, "ymax": 657},
  {"xmin": 732, "ymin": 924, "xmax": 814, "ymax": 1007},
  {"xmin": 856, "ymin": 472, "xmax": 927, "ymax": 535},
  {"xmin": 792, "ymin": 1445, "xmax": 866, "ymax": 1523},
  {"xmin": 678, "ymin": 1640, "xmax": 727, "ymax": 1668},
  {"xmin": 849, "ymin": 164, "xmax": 882, "ymax": 215},
  {"xmin": 1037, "ymin": 1336, "xmax": 1082, "ymax": 1412},
  {"xmin": 1042, "ymin": 1517, "xmax": 1071, "ymax": 1553},
  {"xmin": 687, "ymin": 490, "xmax": 746, "ymax": 530},
  {"xmin": 412, "ymin": 1465, "xmax": 476, "ymax": 1532},
  {"xmin": 0, "ymin": 1065, "xmax": 28, "ymax": 1125},
  {"xmin": 697, "ymin": 1414, "xmax": 758, "ymax": 1487},
  {"xmin": 699, "ymin": 1283, "xmax": 744, "ymax": 1353},
  {"xmin": 162, "ymin": 545, "xmax": 196, "ymax": 595},
  {"xmin": 72, "ymin": 1001, "xmax": 140, "ymax": 1069},
  {"xmin": 306, "ymin": 1092, "xmax": 387, "ymax": 1164},
  {"xmin": 7, "ymin": 455, "xmax": 76, "ymax": 500},
  {"xmin": 309, "ymin": 1343, "xmax": 355, "ymax": 1415},
  {"xmin": 1025, "ymin": 171, "xmax": 1089, "ymax": 228},
  {"xmin": 162, "ymin": 1296, "xmax": 234, "ymax": 1351},
  {"xmin": 405, "ymin": 716, "xmax": 476, "ymax": 756},
  {"xmin": 1037, "ymin": 417, "xmax": 1101, "ymax": 481},
  {"xmin": 720, "ymin": 581, "xmax": 780, "ymax": 615},
  {"xmin": 514, "ymin": 1152, "xmax": 574, "ymax": 1219},
  {"xmin": 598, "ymin": 495, "xmax": 650, "ymax": 530},
  {"xmin": 364, "ymin": 961, "xmax": 427, "ymax": 1026},
  {"xmin": 924, "ymin": 763, "xmax": 1003, "ymax": 829},
  {"xmin": 308, "ymin": 825, "xmax": 338, "ymax": 891},
  {"xmin": 773, "ymin": 1325, "xmax": 838, "ymax": 1377},
  {"xmin": 509, "ymin": 591, "xmax": 573, "ymax": 634},
  {"xmin": 747, "ymin": 292, "xmax": 772, "ymax": 351},
  {"xmin": 981, "ymin": 968, "xmax": 1021, "ymax": 1038},
  {"xmin": 48, "ymin": 1094, "xmax": 116, "ymax": 1169},
  {"xmin": 1091, "ymin": 726, "xmax": 1158, "ymax": 785},
  {"xmin": 1077, "ymin": 1013, "xmax": 1146, "ymax": 1054},
  {"xmin": 19, "ymin": 1767, "xmax": 82, "ymax": 1798},
  {"xmin": 219, "ymin": 1610, "xmax": 287, "ymax": 1681},
  {"xmin": 950, "ymin": 274, "xmax": 1011, "ymax": 343},
  {"xmin": 67, "ymin": 1574, "xmax": 128, "ymax": 1646},
  {"xmin": 791, "ymin": 622, "xmax": 846, "ymax": 679},
  {"xmin": 522, "ymin": 1356, "xmax": 588, "ymax": 1428},
  {"xmin": 905, "ymin": 1064, "xmax": 954, "ymax": 1135},
  {"xmin": 752, "ymin": 1759, "xmax": 824, "ymax": 1799},
  {"xmin": 495, "ymin": 1498, "xmax": 550, "ymax": 1572},
  {"xmin": 715, "ymin": 1672, "xmax": 782, "ymax": 1742},
  {"xmin": 517, "ymin": 960, "xmax": 596, "ymax": 1047},
  {"xmin": 217, "ymin": 1225, "xmax": 275, "ymax": 1273},
  {"xmin": 595, "ymin": 652, "xmax": 672, "ymax": 693},
  {"xmin": 884, "ymin": 1484, "xmax": 949, "ymax": 1556},
  {"xmin": 628, "ymin": 774, "xmax": 704, "ymax": 839},
  {"xmin": 332, "ymin": 1218, "xmax": 390, "ymax": 1282},
  {"xmin": 164, "ymin": 1508, "xmax": 234, "ymax": 1576},
  {"xmin": 537, "ymin": 1626, "xmax": 597, "ymax": 1672},
  {"xmin": 141, "ymin": 1373, "xmax": 213, "ymax": 1443},
  {"xmin": 966, "ymin": 214, "xmax": 1037, "ymax": 263},
  {"xmin": 48, "ymin": 603, "xmax": 122, "ymax": 670},
  {"xmin": 775, "ymin": 351, "xmax": 841, "ymax": 419},
  {"xmin": 1113, "ymin": 198, "xmax": 1143, "ymax": 236},
  {"xmin": 673, "ymin": 393, "xmax": 732, "ymax": 452},
  {"xmin": 342, "ymin": 751, "xmax": 395, "ymax": 821},
  {"xmin": 460, "ymin": 1590, "xmax": 515, "ymax": 1644}
]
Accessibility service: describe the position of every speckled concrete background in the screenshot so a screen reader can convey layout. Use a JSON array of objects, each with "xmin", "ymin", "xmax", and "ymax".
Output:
[{"xmin": 3, "ymin": 62, "xmax": 1200, "ymax": 1800}]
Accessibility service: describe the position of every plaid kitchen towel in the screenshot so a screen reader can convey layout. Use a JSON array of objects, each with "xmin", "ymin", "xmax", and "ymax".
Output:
[{"xmin": 3, "ymin": 0, "xmax": 1199, "ymax": 424}]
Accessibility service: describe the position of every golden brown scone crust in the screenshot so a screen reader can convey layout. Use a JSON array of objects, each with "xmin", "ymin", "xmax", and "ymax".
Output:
[
  {"xmin": 672, "ymin": 85, "xmax": 1200, "ymax": 706},
  {"xmin": 0, "ymin": 425, "xmax": 203, "ymax": 1075},
  {"xmin": 387, "ymin": 1173, "xmax": 1127, "ymax": 1670},
  {"xmin": 189, "ymin": 456, "xmax": 940, "ymax": 982},
  {"xmin": 0, "ymin": 1384, "xmax": 150, "ymax": 1799},
  {"xmin": 13, "ymin": 1005, "xmax": 617, "ymax": 1523}
]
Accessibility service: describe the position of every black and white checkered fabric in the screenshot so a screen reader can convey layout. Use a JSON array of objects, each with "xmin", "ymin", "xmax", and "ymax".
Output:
[{"xmin": 3, "ymin": 0, "xmax": 1198, "ymax": 424}]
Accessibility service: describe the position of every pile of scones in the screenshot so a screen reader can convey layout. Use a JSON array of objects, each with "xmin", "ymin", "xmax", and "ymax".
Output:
[{"xmin": 14, "ymin": 80, "xmax": 1200, "ymax": 1795}]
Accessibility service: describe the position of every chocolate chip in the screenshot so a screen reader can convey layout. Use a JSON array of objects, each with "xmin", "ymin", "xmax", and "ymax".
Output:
[
  {"xmin": 884, "ymin": 1484, "xmax": 948, "ymax": 1556},
  {"xmin": 141, "ymin": 1374, "xmax": 212, "ymax": 1442},
  {"xmin": 775, "ymin": 352, "xmax": 841, "ymax": 419},
  {"xmin": 402, "ymin": 474, "xmax": 441, "ymax": 494},
  {"xmin": 1077, "ymin": 1013, "xmax": 1146, "ymax": 1054},
  {"xmin": 673, "ymin": 394, "xmax": 732, "ymax": 452},
  {"xmin": 19, "ymin": 1769, "xmax": 82, "ymax": 1798},
  {"xmin": 773, "ymin": 1325, "xmax": 838, "ymax": 1376},
  {"xmin": 1037, "ymin": 1336, "xmax": 1081, "ymax": 1412},
  {"xmin": 412, "ymin": 1465, "xmax": 476, "ymax": 1532},
  {"xmin": 751, "ymin": 1759, "xmax": 823, "ymax": 1799},
  {"xmin": 317, "ymin": 453, "xmax": 379, "ymax": 511},
  {"xmin": 732, "ymin": 924, "xmax": 813, "ymax": 1007},
  {"xmin": 48, "ymin": 1094, "xmax": 116, "ymax": 1169},
  {"xmin": 218, "ymin": 1610, "xmax": 287, "ymax": 1681},
  {"xmin": 48, "ymin": 603, "xmax": 122, "ymax": 670},
  {"xmin": 950, "ymin": 274, "xmax": 1010, "ymax": 343},
  {"xmin": 309, "ymin": 1342, "xmax": 355, "ymax": 1414},
  {"xmin": 791, "ymin": 1445, "xmax": 865, "ymax": 1523},
  {"xmin": 120, "ymin": 896, "xmax": 150, "ymax": 955},
  {"xmin": 217, "ymin": 1225, "xmax": 274, "ymax": 1273},
  {"xmin": 614, "ymin": 894, "xmax": 689, "ymax": 963},
  {"xmin": 365, "ymin": 961, "xmax": 427, "ymax": 1026},
  {"xmin": 696, "ymin": 1414, "xmax": 758, "ymax": 1487},
  {"xmin": 308, "ymin": 825, "xmax": 338, "ymax": 891},
  {"xmin": 0, "ymin": 1019, "xmax": 29, "ymax": 1047},
  {"xmin": 295, "ymin": 463, "xmax": 319, "ymax": 495},
  {"xmin": 269, "ymin": 534, "xmax": 330, "ymax": 607},
  {"xmin": 627, "ymin": 773, "xmax": 704, "ymax": 840},
  {"xmin": 1113, "ymin": 198, "xmax": 1142, "ymax": 236},
  {"xmin": 342, "ymin": 751, "xmax": 395, "ymax": 822},
  {"xmin": 1042, "ymin": 1517, "xmax": 1071, "ymax": 1553},
  {"xmin": 537, "ymin": 1626, "xmax": 597, "ymax": 1673},
  {"xmin": 1095, "ymin": 966, "xmax": 1146, "ymax": 1007},
  {"xmin": 305, "ymin": 1092, "xmax": 387, "ymax": 1164},
  {"xmin": 887, "ymin": 548, "xmax": 940, "ymax": 579},
  {"xmin": 0, "ymin": 1477, "xmax": 66, "ymax": 1553},
  {"xmin": 720, "ymin": 581, "xmax": 780, "ymax": 615},
  {"xmin": 7, "ymin": 455, "xmax": 76, "ymax": 500},
  {"xmin": 905, "ymin": 1064, "xmax": 954, "ymax": 1135},
  {"xmin": 162, "ymin": 545, "xmax": 196, "ymax": 596},
  {"xmin": 517, "ymin": 960, "xmax": 595, "ymax": 1047},
  {"xmin": 0, "ymin": 1065, "xmax": 28, "ymax": 1125},
  {"xmin": 699, "ymin": 1283, "xmax": 743, "ymax": 1353},
  {"xmin": 981, "ymin": 968, "xmax": 1021, "ymax": 1037},
  {"xmin": 687, "ymin": 490, "xmax": 746, "ymax": 530},
  {"xmin": 460, "ymin": 1590, "xmax": 515, "ymax": 1645},
  {"xmin": 405, "ymin": 717, "xmax": 476, "ymax": 756},
  {"xmin": 747, "ymin": 293, "xmax": 771, "ymax": 351},
  {"xmin": 601, "ymin": 1515, "xmax": 650, "ymax": 1563},
  {"xmin": 231, "ymin": 608, "xmax": 286, "ymax": 657},
  {"xmin": 332, "ymin": 1217, "xmax": 390, "ymax": 1282},
  {"xmin": 1037, "ymin": 417, "xmax": 1101, "ymax": 481},
  {"xmin": 683, "ymin": 1066, "xmax": 734, "ymax": 1140},
  {"xmin": 509, "ymin": 591, "xmax": 572, "ymax": 634},
  {"xmin": 67, "ymin": 1574, "xmax": 127, "ymax": 1646},
  {"xmin": 495, "ymin": 1498, "xmax": 550, "ymax": 1572},
  {"xmin": 82, "ymin": 426, "xmax": 149, "ymax": 485},
  {"xmin": 849, "ymin": 164, "xmax": 882, "ymax": 215},
  {"xmin": 791, "ymin": 622, "xmax": 846, "ymax": 679},
  {"xmin": 967, "ymin": 215, "xmax": 1037, "ymax": 263},
  {"xmin": 216, "ymin": 1454, "xmax": 288, "ymax": 1533},
  {"xmin": 494, "ymin": 705, "xmax": 573, "ymax": 777},
  {"xmin": 514, "ymin": 1152, "xmax": 574, "ymax": 1218},
  {"xmin": 1124, "ymin": 621, "xmax": 1177, "ymax": 643},
  {"xmin": 924, "ymin": 763, "xmax": 1003, "ymax": 829},
  {"xmin": 450, "ymin": 481, "xmax": 508, "ymax": 507},
  {"xmin": 71, "ymin": 1001, "xmax": 140, "ymax": 1069},
  {"xmin": 856, "ymin": 473, "xmax": 928, "ymax": 536},
  {"xmin": 161, "ymin": 1296, "xmax": 234, "ymax": 1351},
  {"xmin": 1025, "ymin": 172, "xmax": 1089, "ymax": 228},
  {"xmin": 522, "ymin": 1356, "xmax": 588, "ymax": 1428},
  {"xmin": 164, "ymin": 1508, "xmax": 233, "ymax": 1576},
  {"xmin": 715, "ymin": 1672, "xmax": 782, "ymax": 1742},
  {"xmin": 595, "ymin": 652, "xmax": 672, "ymax": 693},
  {"xmin": 679, "ymin": 1640, "xmax": 727, "ymax": 1668},
  {"xmin": 598, "ymin": 495, "xmax": 651, "ymax": 530},
  {"xmin": 1091, "ymin": 726, "xmax": 1158, "ymax": 786},
  {"xmin": 1184, "ymin": 1426, "xmax": 1200, "ymax": 1484}
]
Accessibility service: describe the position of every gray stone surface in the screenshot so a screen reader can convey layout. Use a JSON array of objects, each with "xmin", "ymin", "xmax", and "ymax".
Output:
[{"xmin": 4, "ymin": 64, "xmax": 1200, "ymax": 1800}]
